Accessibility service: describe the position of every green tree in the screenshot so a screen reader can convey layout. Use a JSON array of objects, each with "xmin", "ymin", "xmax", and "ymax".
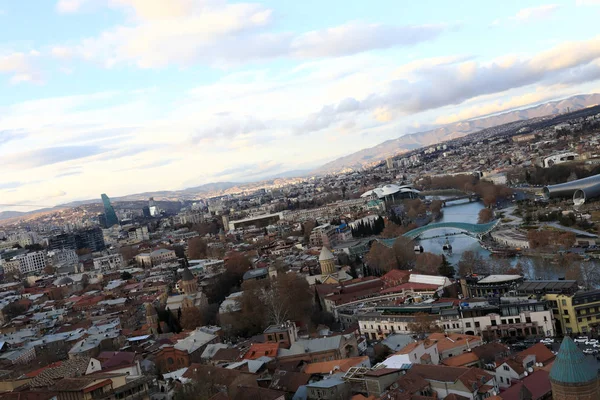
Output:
[
  {"xmin": 438, "ymin": 255, "xmax": 455, "ymax": 278},
  {"xmin": 120, "ymin": 271, "xmax": 133, "ymax": 280}
]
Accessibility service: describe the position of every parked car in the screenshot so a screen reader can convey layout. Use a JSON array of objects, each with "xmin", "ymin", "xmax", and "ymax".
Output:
[
  {"xmin": 540, "ymin": 338, "xmax": 554, "ymax": 344},
  {"xmin": 583, "ymin": 348, "xmax": 597, "ymax": 355},
  {"xmin": 585, "ymin": 339, "xmax": 598, "ymax": 346},
  {"xmin": 574, "ymin": 337, "xmax": 589, "ymax": 343}
]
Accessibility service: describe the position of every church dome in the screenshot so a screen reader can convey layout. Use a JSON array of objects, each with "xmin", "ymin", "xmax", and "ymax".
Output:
[
  {"xmin": 181, "ymin": 266, "xmax": 194, "ymax": 282},
  {"xmin": 550, "ymin": 336, "xmax": 598, "ymax": 385},
  {"xmin": 319, "ymin": 247, "xmax": 335, "ymax": 261}
]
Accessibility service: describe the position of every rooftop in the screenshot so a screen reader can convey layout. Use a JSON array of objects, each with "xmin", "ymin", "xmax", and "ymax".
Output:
[
  {"xmin": 549, "ymin": 336, "xmax": 598, "ymax": 385},
  {"xmin": 477, "ymin": 275, "xmax": 523, "ymax": 284}
]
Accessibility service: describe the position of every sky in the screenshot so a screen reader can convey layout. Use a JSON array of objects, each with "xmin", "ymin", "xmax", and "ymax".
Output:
[{"xmin": 3, "ymin": 0, "xmax": 600, "ymax": 211}]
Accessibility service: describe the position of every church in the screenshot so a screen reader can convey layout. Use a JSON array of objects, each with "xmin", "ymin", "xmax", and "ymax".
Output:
[
  {"xmin": 305, "ymin": 247, "xmax": 354, "ymax": 285},
  {"xmin": 165, "ymin": 266, "xmax": 208, "ymax": 313}
]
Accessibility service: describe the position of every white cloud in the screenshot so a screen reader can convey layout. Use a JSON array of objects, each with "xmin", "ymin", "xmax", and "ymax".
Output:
[
  {"xmin": 291, "ymin": 22, "xmax": 447, "ymax": 58},
  {"xmin": 492, "ymin": 4, "xmax": 559, "ymax": 26},
  {"xmin": 295, "ymin": 35, "xmax": 600, "ymax": 133},
  {"xmin": 51, "ymin": 46, "xmax": 74, "ymax": 59},
  {"xmin": 108, "ymin": 0, "xmax": 197, "ymax": 19},
  {"xmin": 576, "ymin": 0, "xmax": 600, "ymax": 5},
  {"xmin": 512, "ymin": 4, "xmax": 559, "ymax": 21},
  {"xmin": 0, "ymin": 52, "xmax": 41, "ymax": 84},
  {"xmin": 56, "ymin": 0, "xmax": 89, "ymax": 13},
  {"xmin": 54, "ymin": 1, "xmax": 448, "ymax": 68}
]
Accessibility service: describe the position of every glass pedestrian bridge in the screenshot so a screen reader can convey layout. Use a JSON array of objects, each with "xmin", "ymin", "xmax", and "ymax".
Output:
[{"xmin": 378, "ymin": 220, "xmax": 500, "ymax": 246}]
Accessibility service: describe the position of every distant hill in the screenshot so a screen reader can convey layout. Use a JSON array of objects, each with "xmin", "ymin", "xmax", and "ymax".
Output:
[
  {"xmin": 0, "ymin": 211, "xmax": 26, "ymax": 221},
  {"xmin": 314, "ymin": 93, "xmax": 600, "ymax": 173},
  {"xmin": 182, "ymin": 182, "xmax": 242, "ymax": 194}
]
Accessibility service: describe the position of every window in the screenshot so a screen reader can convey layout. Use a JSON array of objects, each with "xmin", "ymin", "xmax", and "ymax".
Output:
[
  {"xmin": 466, "ymin": 322, "xmax": 471, "ymax": 328},
  {"xmin": 561, "ymin": 299, "xmax": 567, "ymax": 306},
  {"xmin": 563, "ymin": 310, "xmax": 569, "ymax": 315},
  {"xmin": 588, "ymin": 317, "xmax": 592, "ymax": 322},
  {"xmin": 500, "ymin": 377, "xmax": 504, "ymax": 383},
  {"xmin": 508, "ymin": 319, "xmax": 514, "ymax": 324},
  {"xmin": 475, "ymin": 321, "xmax": 480, "ymax": 328},
  {"xmin": 503, "ymin": 365, "xmax": 510, "ymax": 371},
  {"xmin": 279, "ymin": 333, "xmax": 284, "ymax": 340},
  {"xmin": 167, "ymin": 358, "xmax": 174, "ymax": 365},
  {"xmin": 267, "ymin": 335, "xmax": 273, "ymax": 341},
  {"xmin": 515, "ymin": 318, "xmax": 520, "ymax": 324},
  {"xmin": 543, "ymin": 316, "xmax": 547, "ymax": 322}
]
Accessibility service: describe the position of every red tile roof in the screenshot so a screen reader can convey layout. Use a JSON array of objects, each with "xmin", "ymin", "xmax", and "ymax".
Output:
[
  {"xmin": 303, "ymin": 356, "xmax": 369, "ymax": 374},
  {"xmin": 515, "ymin": 343, "xmax": 555, "ymax": 365},
  {"xmin": 381, "ymin": 270, "xmax": 411, "ymax": 285},
  {"xmin": 380, "ymin": 282, "xmax": 440, "ymax": 294},
  {"xmin": 243, "ymin": 343, "xmax": 279, "ymax": 360}
]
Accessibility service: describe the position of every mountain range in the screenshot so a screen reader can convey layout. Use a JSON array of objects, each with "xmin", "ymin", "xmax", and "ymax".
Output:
[
  {"xmin": 314, "ymin": 93, "xmax": 600, "ymax": 173},
  {"xmin": 2, "ymin": 93, "xmax": 600, "ymax": 221}
]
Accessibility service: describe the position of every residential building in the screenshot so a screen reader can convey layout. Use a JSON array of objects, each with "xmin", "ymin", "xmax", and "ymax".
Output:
[
  {"xmin": 277, "ymin": 334, "xmax": 358, "ymax": 363},
  {"xmin": 305, "ymin": 376, "xmax": 350, "ymax": 400},
  {"xmin": 127, "ymin": 226, "xmax": 149, "ymax": 242},
  {"xmin": 497, "ymin": 370, "xmax": 552, "ymax": 400},
  {"xmin": 309, "ymin": 224, "xmax": 338, "ymax": 248},
  {"xmin": 408, "ymin": 364, "xmax": 498, "ymax": 400},
  {"xmin": 546, "ymin": 288, "xmax": 600, "ymax": 334},
  {"xmin": 48, "ymin": 249, "xmax": 79, "ymax": 269},
  {"xmin": 395, "ymin": 340, "xmax": 440, "ymax": 365},
  {"xmin": 93, "ymin": 254, "xmax": 124, "ymax": 273},
  {"xmin": 263, "ymin": 322, "xmax": 298, "ymax": 349},
  {"xmin": 495, "ymin": 354, "xmax": 536, "ymax": 388},
  {"xmin": 16, "ymin": 251, "xmax": 48, "ymax": 274},
  {"xmin": 135, "ymin": 248, "xmax": 176, "ymax": 266},
  {"xmin": 458, "ymin": 299, "xmax": 555, "ymax": 339},
  {"xmin": 49, "ymin": 228, "xmax": 105, "ymax": 253}
]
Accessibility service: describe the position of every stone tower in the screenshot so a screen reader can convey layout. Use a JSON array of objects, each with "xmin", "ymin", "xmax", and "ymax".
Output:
[
  {"xmin": 550, "ymin": 336, "xmax": 600, "ymax": 400},
  {"xmin": 145, "ymin": 303, "xmax": 158, "ymax": 333},
  {"xmin": 180, "ymin": 266, "xmax": 198, "ymax": 295},
  {"xmin": 319, "ymin": 247, "xmax": 336, "ymax": 275}
]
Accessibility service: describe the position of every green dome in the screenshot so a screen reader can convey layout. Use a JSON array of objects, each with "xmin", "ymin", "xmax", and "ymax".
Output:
[{"xmin": 550, "ymin": 336, "xmax": 598, "ymax": 385}]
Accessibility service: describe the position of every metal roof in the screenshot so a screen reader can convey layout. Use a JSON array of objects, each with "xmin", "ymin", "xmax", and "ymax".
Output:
[
  {"xmin": 517, "ymin": 280, "xmax": 577, "ymax": 293},
  {"xmin": 549, "ymin": 337, "xmax": 598, "ymax": 385}
]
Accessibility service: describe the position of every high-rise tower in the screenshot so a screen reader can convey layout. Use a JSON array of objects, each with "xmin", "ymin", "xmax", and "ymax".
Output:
[{"xmin": 101, "ymin": 193, "xmax": 119, "ymax": 228}]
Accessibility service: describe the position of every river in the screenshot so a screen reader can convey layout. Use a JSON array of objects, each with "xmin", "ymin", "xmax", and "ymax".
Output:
[{"xmin": 419, "ymin": 198, "xmax": 562, "ymax": 280}]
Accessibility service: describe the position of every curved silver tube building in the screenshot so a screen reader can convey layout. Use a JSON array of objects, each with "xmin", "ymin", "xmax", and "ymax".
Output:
[{"xmin": 543, "ymin": 174, "xmax": 600, "ymax": 205}]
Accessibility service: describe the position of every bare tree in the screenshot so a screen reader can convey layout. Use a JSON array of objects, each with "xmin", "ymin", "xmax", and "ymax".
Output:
[
  {"xmin": 261, "ymin": 286, "xmax": 289, "ymax": 326},
  {"xmin": 580, "ymin": 261, "xmax": 600, "ymax": 289}
]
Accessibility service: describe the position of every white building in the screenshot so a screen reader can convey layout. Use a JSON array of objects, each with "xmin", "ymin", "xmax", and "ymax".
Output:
[
  {"xmin": 48, "ymin": 249, "xmax": 79, "ymax": 268},
  {"xmin": 15, "ymin": 251, "xmax": 47, "ymax": 274},
  {"xmin": 495, "ymin": 355, "xmax": 536, "ymax": 388},
  {"xmin": 173, "ymin": 211, "xmax": 204, "ymax": 226},
  {"xmin": 127, "ymin": 226, "xmax": 149, "ymax": 242},
  {"xmin": 93, "ymin": 254, "xmax": 125, "ymax": 272},
  {"xmin": 7, "ymin": 232, "xmax": 39, "ymax": 248}
]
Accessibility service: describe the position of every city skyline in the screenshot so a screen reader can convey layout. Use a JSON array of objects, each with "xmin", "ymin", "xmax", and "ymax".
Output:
[{"xmin": 4, "ymin": 1, "xmax": 600, "ymax": 210}]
